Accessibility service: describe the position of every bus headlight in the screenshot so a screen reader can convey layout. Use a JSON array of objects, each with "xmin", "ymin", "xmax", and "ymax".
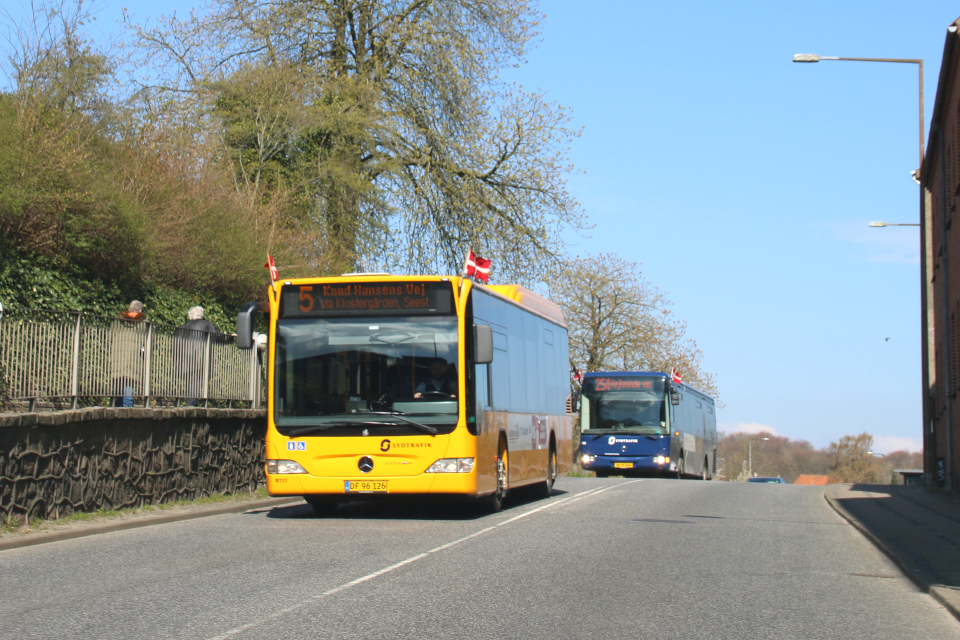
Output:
[
  {"xmin": 426, "ymin": 458, "xmax": 475, "ymax": 473},
  {"xmin": 581, "ymin": 454, "xmax": 596, "ymax": 465},
  {"xmin": 653, "ymin": 455, "xmax": 670, "ymax": 465},
  {"xmin": 266, "ymin": 459, "xmax": 308, "ymax": 474}
]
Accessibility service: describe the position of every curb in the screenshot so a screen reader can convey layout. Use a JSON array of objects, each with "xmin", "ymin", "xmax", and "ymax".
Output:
[
  {"xmin": 0, "ymin": 497, "xmax": 302, "ymax": 552},
  {"xmin": 931, "ymin": 586, "xmax": 960, "ymax": 620},
  {"xmin": 823, "ymin": 485, "xmax": 960, "ymax": 622}
]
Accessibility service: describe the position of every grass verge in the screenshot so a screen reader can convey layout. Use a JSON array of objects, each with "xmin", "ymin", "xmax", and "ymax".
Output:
[
  {"xmin": 0, "ymin": 487, "xmax": 271, "ymax": 537},
  {"xmin": 565, "ymin": 463, "xmax": 595, "ymax": 478}
]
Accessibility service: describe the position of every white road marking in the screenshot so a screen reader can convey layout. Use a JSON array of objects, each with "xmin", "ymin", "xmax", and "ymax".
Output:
[{"xmin": 206, "ymin": 482, "xmax": 639, "ymax": 639}]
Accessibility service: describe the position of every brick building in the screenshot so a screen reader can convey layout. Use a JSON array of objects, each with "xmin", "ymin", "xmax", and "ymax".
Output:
[{"xmin": 923, "ymin": 17, "xmax": 960, "ymax": 491}]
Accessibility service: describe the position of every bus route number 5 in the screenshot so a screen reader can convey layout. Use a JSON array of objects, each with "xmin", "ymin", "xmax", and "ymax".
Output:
[{"xmin": 299, "ymin": 286, "xmax": 314, "ymax": 312}]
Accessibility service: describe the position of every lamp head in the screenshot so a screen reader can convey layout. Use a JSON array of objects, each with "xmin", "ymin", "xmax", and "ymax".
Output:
[{"xmin": 793, "ymin": 53, "xmax": 820, "ymax": 63}]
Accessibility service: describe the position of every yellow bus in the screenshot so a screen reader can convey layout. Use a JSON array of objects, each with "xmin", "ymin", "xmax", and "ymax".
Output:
[{"xmin": 237, "ymin": 274, "xmax": 574, "ymax": 514}]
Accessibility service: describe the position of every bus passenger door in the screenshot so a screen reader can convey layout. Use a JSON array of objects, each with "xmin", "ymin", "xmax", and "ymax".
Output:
[{"xmin": 471, "ymin": 323, "xmax": 498, "ymax": 494}]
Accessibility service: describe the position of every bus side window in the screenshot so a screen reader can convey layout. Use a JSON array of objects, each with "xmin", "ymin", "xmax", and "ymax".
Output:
[
  {"xmin": 476, "ymin": 363, "xmax": 491, "ymax": 409},
  {"xmin": 491, "ymin": 329, "xmax": 508, "ymax": 409}
]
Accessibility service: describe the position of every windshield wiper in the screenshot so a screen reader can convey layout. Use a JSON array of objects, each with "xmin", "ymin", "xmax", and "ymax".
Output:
[
  {"xmin": 354, "ymin": 411, "xmax": 438, "ymax": 434},
  {"xmin": 287, "ymin": 414, "xmax": 438, "ymax": 436},
  {"xmin": 286, "ymin": 422, "xmax": 356, "ymax": 436},
  {"xmin": 356, "ymin": 409, "xmax": 407, "ymax": 416}
]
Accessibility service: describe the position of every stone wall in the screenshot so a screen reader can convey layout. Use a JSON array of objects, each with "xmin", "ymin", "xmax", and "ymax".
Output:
[{"xmin": 0, "ymin": 408, "xmax": 267, "ymax": 520}]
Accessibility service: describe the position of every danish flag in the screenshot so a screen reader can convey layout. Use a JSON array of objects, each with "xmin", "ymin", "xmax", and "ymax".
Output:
[
  {"xmin": 573, "ymin": 368, "xmax": 582, "ymax": 384},
  {"xmin": 264, "ymin": 254, "xmax": 279, "ymax": 282},
  {"xmin": 671, "ymin": 368, "xmax": 682, "ymax": 384},
  {"xmin": 463, "ymin": 249, "xmax": 492, "ymax": 283}
]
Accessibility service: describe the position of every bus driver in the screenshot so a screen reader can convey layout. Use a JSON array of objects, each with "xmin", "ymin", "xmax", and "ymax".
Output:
[{"xmin": 414, "ymin": 358, "xmax": 457, "ymax": 398}]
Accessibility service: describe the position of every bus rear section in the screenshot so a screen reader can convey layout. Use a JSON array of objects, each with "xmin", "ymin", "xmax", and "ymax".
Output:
[{"xmin": 578, "ymin": 372, "xmax": 717, "ymax": 479}]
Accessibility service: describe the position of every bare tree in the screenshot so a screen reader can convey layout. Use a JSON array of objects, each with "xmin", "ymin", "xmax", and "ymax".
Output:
[
  {"xmin": 827, "ymin": 433, "xmax": 880, "ymax": 483},
  {"xmin": 548, "ymin": 253, "xmax": 718, "ymax": 397},
  {"xmin": 717, "ymin": 431, "xmax": 829, "ymax": 482}
]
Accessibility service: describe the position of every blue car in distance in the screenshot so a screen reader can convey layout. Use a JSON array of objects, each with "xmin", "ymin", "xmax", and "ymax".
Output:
[{"xmin": 747, "ymin": 476, "xmax": 787, "ymax": 484}]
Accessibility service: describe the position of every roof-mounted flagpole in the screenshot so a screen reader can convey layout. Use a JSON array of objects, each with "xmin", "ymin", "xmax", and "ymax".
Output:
[
  {"xmin": 459, "ymin": 247, "xmax": 473, "ymax": 299},
  {"xmin": 265, "ymin": 254, "xmax": 279, "ymax": 294}
]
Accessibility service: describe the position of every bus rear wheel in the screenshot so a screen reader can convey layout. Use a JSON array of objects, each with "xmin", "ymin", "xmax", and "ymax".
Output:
[{"xmin": 534, "ymin": 445, "xmax": 557, "ymax": 499}]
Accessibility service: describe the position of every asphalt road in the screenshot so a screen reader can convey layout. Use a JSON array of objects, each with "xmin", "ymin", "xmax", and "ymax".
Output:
[{"xmin": 1, "ymin": 478, "xmax": 957, "ymax": 640}]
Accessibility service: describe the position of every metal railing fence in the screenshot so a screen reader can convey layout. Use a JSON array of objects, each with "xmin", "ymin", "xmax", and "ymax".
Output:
[{"xmin": 0, "ymin": 308, "xmax": 264, "ymax": 411}]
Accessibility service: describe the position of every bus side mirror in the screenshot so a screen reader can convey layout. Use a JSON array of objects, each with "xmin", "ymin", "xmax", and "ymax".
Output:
[
  {"xmin": 474, "ymin": 324, "xmax": 493, "ymax": 364},
  {"xmin": 670, "ymin": 389, "xmax": 680, "ymax": 405},
  {"xmin": 237, "ymin": 301, "xmax": 268, "ymax": 349}
]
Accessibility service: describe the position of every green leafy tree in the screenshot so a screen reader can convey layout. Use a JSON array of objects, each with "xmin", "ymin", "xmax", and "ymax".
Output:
[
  {"xmin": 127, "ymin": 0, "xmax": 586, "ymax": 278},
  {"xmin": 0, "ymin": 1, "xmax": 278, "ymax": 312},
  {"xmin": 548, "ymin": 253, "xmax": 718, "ymax": 397},
  {"xmin": 0, "ymin": 0, "xmax": 143, "ymax": 283}
]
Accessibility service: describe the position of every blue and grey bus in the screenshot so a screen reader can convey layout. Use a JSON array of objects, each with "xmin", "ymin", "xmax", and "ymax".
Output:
[{"xmin": 577, "ymin": 372, "xmax": 717, "ymax": 479}]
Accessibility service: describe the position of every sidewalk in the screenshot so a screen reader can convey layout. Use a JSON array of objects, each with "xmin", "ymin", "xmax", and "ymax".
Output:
[{"xmin": 824, "ymin": 483, "xmax": 960, "ymax": 621}]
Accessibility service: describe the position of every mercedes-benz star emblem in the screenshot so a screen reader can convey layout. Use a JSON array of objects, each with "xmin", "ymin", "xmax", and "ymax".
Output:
[
  {"xmin": 358, "ymin": 456, "xmax": 374, "ymax": 473},
  {"xmin": 361, "ymin": 428, "xmax": 370, "ymax": 437}
]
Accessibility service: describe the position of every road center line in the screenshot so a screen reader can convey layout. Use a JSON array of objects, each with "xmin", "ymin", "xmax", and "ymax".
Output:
[{"xmin": 205, "ymin": 483, "xmax": 634, "ymax": 640}]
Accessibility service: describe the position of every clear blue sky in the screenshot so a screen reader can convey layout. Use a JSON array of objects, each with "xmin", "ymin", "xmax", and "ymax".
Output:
[
  {"xmin": 5, "ymin": 0, "xmax": 957, "ymax": 453},
  {"xmin": 516, "ymin": 0, "xmax": 956, "ymax": 455}
]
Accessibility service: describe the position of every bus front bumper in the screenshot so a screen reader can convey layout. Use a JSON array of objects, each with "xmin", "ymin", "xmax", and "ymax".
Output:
[
  {"xmin": 580, "ymin": 455, "xmax": 675, "ymax": 473},
  {"xmin": 265, "ymin": 468, "xmax": 480, "ymax": 497}
]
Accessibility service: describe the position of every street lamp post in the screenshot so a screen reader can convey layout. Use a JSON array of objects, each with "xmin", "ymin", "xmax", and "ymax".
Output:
[
  {"xmin": 793, "ymin": 53, "xmax": 934, "ymax": 490},
  {"xmin": 748, "ymin": 436, "xmax": 769, "ymax": 478},
  {"xmin": 869, "ymin": 222, "xmax": 920, "ymax": 227},
  {"xmin": 792, "ymin": 54, "xmax": 924, "ymax": 167}
]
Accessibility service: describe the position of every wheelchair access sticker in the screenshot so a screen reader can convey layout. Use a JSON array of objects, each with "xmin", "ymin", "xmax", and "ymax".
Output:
[{"xmin": 287, "ymin": 441, "xmax": 307, "ymax": 451}]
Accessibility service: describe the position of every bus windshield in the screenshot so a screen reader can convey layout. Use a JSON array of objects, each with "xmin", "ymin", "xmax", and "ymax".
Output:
[
  {"xmin": 274, "ymin": 316, "xmax": 459, "ymax": 428},
  {"xmin": 580, "ymin": 376, "xmax": 668, "ymax": 435}
]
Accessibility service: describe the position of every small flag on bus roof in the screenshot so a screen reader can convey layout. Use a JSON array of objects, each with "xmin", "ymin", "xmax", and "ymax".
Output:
[
  {"xmin": 671, "ymin": 368, "xmax": 682, "ymax": 384},
  {"xmin": 463, "ymin": 249, "xmax": 492, "ymax": 283},
  {"xmin": 265, "ymin": 254, "xmax": 279, "ymax": 282}
]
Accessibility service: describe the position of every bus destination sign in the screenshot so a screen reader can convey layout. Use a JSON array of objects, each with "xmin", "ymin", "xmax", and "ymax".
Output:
[
  {"xmin": 280, "ymin": 281, "xmax": 454, "ymax": 317},
  {"xmin": 590, "ymin": 378, "xmax": 654, "ymax": 391}
]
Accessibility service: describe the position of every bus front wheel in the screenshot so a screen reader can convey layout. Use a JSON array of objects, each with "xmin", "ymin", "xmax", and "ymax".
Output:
[{"xmin": 483, "ymin": 440, "xmax": 509, "ymax": 513}]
